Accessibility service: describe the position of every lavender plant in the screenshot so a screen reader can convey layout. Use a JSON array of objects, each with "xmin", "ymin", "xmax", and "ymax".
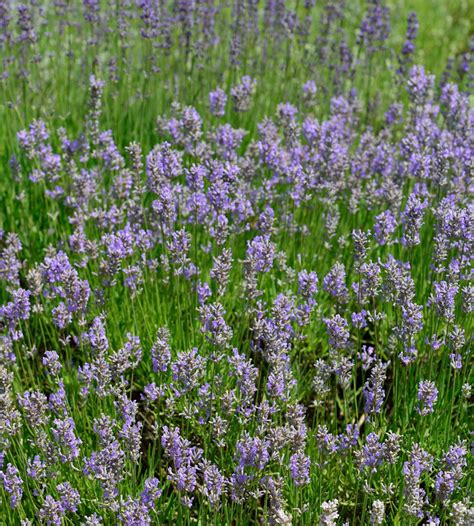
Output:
[{"xmin": 0, "ymin": 1, "xmax": 472, "ymax": 525}]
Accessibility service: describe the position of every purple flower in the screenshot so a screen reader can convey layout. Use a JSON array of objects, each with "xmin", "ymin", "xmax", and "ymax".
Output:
[
  {"xmin": 0, "ymin": 463, "xmax": 23, "ymax": 508},
  {"xmin": 52, "ymin": 417, "xmax": 82, "ymax": 462},
  {"xmin": 27, "ymin": 455, "xmax": 47, "ymax": 481},
  {"xmin": 209, "ymin": 87, "xmax": 227, "ymax": 117},
  {"xmin": 434, "ymin": 443, "xmax": 467, "ymax": 502},
  {"xmin": 142, "ymin": 382, "xmax": 163, "ymax": 403},
  {"xmin": 37, "ymin": 483, "xmax": 80, "ymax": 525},
  {"xmin": 235, "ymin": 432, "xmax": 269, "ymax": 471},
  {"xmin": 428, "ymin": 281, "xmax": 458, "ymax": 322},
  {"xmin": 117, "ymin": 497, "xmax": 152, "ymax": 526},
  {"xmin": 38, "ymin": 495, "xmax": 64, "ymax": 526},
  {"xmin": 450, "ymin": 353, "xmax": 462, "ymax": 370},
  {"xmin": 407, "ymin": 65, "xmax": 435, "ymax": 106},
  {"xmin": 397, "ymin": 12, "xmax": 418, "ymax": 75},
  {"xmin": 82, "ymin": 316, "xmax": 108, "ymax": 353},
  {"xmin": 316, "ymin": 426, "xmax": 338, "ymax": 455},
  {"xmin": 52, "ymin": 302, "xmax": 72, "ymax": 329},
  {"xmin": 0, "ymin": 233, "xmax": 23, "ymax": 287},
  {"xmin": 42, "ymin": 350, "xmax": 62, "ymax": 376},
  {"xmin": 18, "ymin": 389, "xmax": 49, "ymax": 427},
  {"xmin": 351, "ymin": 310, "xmax": 368, "ymax": 329},
  {"xmin": 357, "ymin": 0, "xmax": 390, "ymax": 53},
  {"xmin": 324, "ymin": 314, "xmax": 350, "ymax": 350},
  {"xmin": 201, "ymin": 460, "xmax": 226, "ymax": 506},
  {"xmin": 228, "ymin": 349, "xmax": 258, "ymax": 417},
  {"xmin": 84, "ymin": 436, "xmax": 125, "ymax": 501},
  {"xmin": 363, "ymin": 360, "xmax": 388, "ymax": 416},
  {"xmin": 384, "ymin": 103, "xmax": 403, "ymax": 125},
  {"xmin": 49, "ymin": 380, "xmax": 68, "ymax": 415},
  {"xmin": 401, "ymin": 192, "xmax": 427, "ymax": 247},
  {"xmin": 246, "ymin": 235, "xmax": 275, "ymax": 273},
  {"xmin": 416, "ymin": 380, "xmax": 438, "ymax": 415},
  {"xmin": 199, "ymin": 302, "xmax": 233, "ymax": 348},
  {"xmin": 0, "ymin": 288, "xmax": 31, "ymax": 340},
  {"xmin": 196, "ymin": 280, "xmax": 212, "ymax": 305},
  {"xmin": 352, "ymin": 229, "xmax": 370, "ymax": 268},
  {"xmin": 167, "ymin": 228, "xmax": 193, "ymax": 276},
  {"xmin": 337, "ymin": 424, "xmax": 360, "ymax": 452},
  {"xmin": 210, "ymin": 248, "xmax": 233, "ymax": 296},
  {"xmin": 161, "ymin": 426, "xmax": 203, "ymax": 506},
  {"xmin": 358, "ymin": 345, "xmax": 375, "ymax": 371},
  {"xmin": 151, "ymin": 327, "xmax": 171, "ymax": 373},
  {"xmin": 403, "ymin": 443, "xmax": 433, "ymax": 518},
  {"xmin": 323, "ymin": 263, "xmax": 348, "ymax": 303},
  {"xmin": 140, "ymin": 477, "xmax": 162, "ymax": 508},
  {"xmin": 313, "ymin": 359, "xmax": 332, "ymax": 401},
  {"xmin": 230, "ymin": 76, "xmax": 256, "ymax": 112},
  {"xmin": 374, "ymin": 210, "xmax": 396, "ymax": 245},
  {"xmin": 298, "ymin": 269, "xmax": 318, "ymax": 308},
  {"xmin": 57, "ymin": 482, "xmax": 80, "ymax": 512},
  {"xmin": 171, "ymin": 347, "xmax": 205, "ymax": 396},
  {"xmin": 356, "ymin": 433, "xmax": 385, "ymax": 472},
  {"xmin": 402, "ymin": 13, "xmax": 418, "ymax": 55},
  {"xmin": 289, "ymin": 452, "xmax": 310, "ymax": 486},
  {"xmin": 146, "ymin": 142, "xmax": 182, "ymax": 193}
]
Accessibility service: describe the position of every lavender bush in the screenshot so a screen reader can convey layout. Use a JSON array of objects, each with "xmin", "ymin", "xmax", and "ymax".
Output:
[{"xmin": 0, "ymin": 1, "xmax": 472, "ymax": 524}]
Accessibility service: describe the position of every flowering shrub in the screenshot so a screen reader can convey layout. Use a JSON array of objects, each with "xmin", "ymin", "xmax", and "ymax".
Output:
[{"xmin": 0, "ymin": 1, "xmax": 472, "ymax": 524}]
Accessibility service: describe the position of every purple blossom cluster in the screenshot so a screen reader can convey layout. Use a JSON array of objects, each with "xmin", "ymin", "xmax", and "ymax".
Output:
[{"xmin": 0, "ymin": 1, "xmax": 472, "ymax": 524}]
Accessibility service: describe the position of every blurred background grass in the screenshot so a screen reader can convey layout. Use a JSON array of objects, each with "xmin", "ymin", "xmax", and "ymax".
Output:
[{"xmin": 0, "ymin": 0, "xmax": 471, "ymax": 153}]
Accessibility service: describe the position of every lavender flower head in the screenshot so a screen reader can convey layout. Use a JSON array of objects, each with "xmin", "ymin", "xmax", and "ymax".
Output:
[
  {"xmin": 0, "ymin": 463, "xmax": 23, "ymax": 508},
  {"xmin": 289, "ymin": 451, "xmax": 311, "ymax": 486},
  {"xmin": 231, "ymin": 76, "xmax": 257, "ymax": 113},
  {"xmin": 209, "ymin": 87, "xmax": 227, "ymax": 117},
  {"xmin": 320, "ymin": 499, "xmax": 339, "ymax": 526},
  {"xmin": 416, "ymin": 380, "xmax": 438, "ymax": 415}
]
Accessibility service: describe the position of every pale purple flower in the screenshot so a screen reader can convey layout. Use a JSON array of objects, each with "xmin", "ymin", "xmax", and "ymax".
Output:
[
  {"xmin": 428, "ymin": 281, "xmax": 458, "ymax": 322},
  {"xmin": 320, "ymin": 499, "xmax": 339, "ymax": 526},
  {"xmin": 323, "ymin": 263, "xmax": 349, "ymax": 303},
  {"xmin": 151, "ymin": 327, "xmax": 171, "ymax": 373},
  {"xmin": 403, "ymin": 443, "xmax": 433, "ymax": 518},
  {"xmin": 201, "ymin": 460, "xmax": 226, "ymax": 506},
  {"xmin": 374, "ymin": 210, "xmax": 396, "ymax": 245},
  {"xmin": 401, "ymin": 192, "xmax": 427, "ymax": 247},
  {"xmin": 0, "ymin": 463, "xmax": 23, "ymax": 508},
  {"xmin": 231, "ymin": 76, "xmax": 256, "ymax": 112},
  {"xmin": 209, "ymin": 87, "xmax": 227, "ymax": 117},
  {"xmin": 246, "ymin": 235, "xmax": 275, "ymax": 273},
  {"xmin": 324, "ymin": 314, "xmax": 350, "ymax": 350},
  {"xmin": 52, "ymin": 417, "xmax": 82, "ymax": 462},
  {"xmin": 416, "ymin": 380, "xmax": 438, "ymax": 415},
  {"xmin": 289, "ymin": 452, "xmax": 310, "ymax": 486},
  {"xmin": 42, "ymin": 350, "xmax": 62, "ymax": 376},
  {"xmin": 363, "ymin": 360, "xmax": 388, "ymax": 416},
  {"xmin": 434, "ymin": 443, "xmax": 467, "ymax": 502}
]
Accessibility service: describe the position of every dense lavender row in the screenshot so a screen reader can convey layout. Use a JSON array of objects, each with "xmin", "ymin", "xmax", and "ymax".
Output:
[
  {"xmin": 0, "ymin": 0, "xmax": 471, "ymax": 151},
  {"xmin": 0, "ymin": 1, "xmax": 473, "ymax": 525}
]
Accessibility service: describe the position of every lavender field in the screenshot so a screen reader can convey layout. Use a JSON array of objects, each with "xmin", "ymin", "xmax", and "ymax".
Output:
[{"xmin": 0, "ymin": 1, "xmax": 473, "ymax": 524}]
